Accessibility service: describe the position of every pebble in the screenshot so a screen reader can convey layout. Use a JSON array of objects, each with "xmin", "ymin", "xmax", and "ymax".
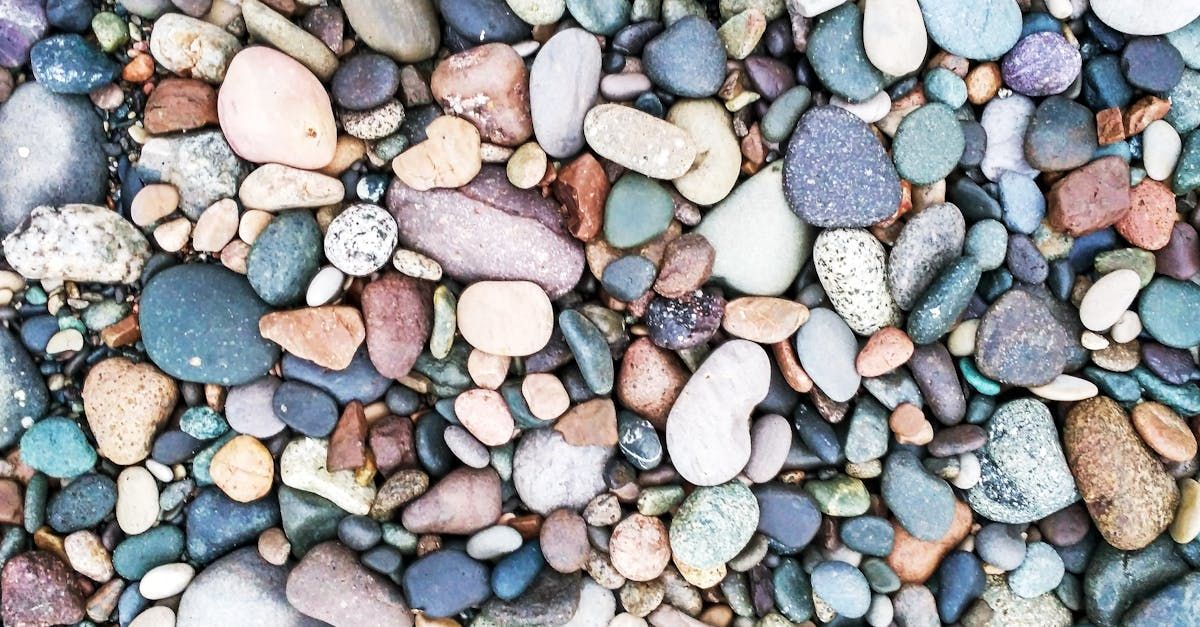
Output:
[
  {"xmin": 402, "ymin": 551, "xmax": 490, "ymax": 618},
  {"xmin": 973, "ymin": 289, "xmax": 1069, "ymax": 386},
  {"xmin": 141, "ymin": 264, "xmax": 279, "ymax": 385},
  {"xmin": 529, "ymin": 28, "xmax": 601, "ymax": 159},
  {"xmin": 332, "ymin": 53, "xmax": 400, "ymax": 110},
  {"xmin": 1025, "ymin": 96, "xmax": 1098, "ymax": 172},
  {"xmin": 795, "ymin": 308, "xmax": 861, "ymax": 402},
  {"xmin": 583, "ymin": 104, "xmax": 696, "ymax": 179},
  {"xmin": 457, "ymin": 281, "xmax": 553, "ymax": 357},
  {"xmin": 210, "ymin": 435, "xmax": 274, "ymax": 503},
  {"xmin": 966, "ymin": 399, "xmax": 1079, "ymax": 523},
  {"xmin": 605, "ymin": 173, "xmax": 673, "ymax": 248},
  {"xmin": 149, "ymin": 14, "xmax": 241, "ymax": 82},
  {"xmin": 807, "ymin": 4, "xmax": 884, "ymax": 102},
  {"xmin": 667, "ymin": 98, "xmax": 740, "ymax": 206},
  {"xmin": 286, "ymin": 542, "xmax": 411, "ymax": 624},
  {"xmin": 669, "ymin": 481, "xmax": 758, "ymax": 570},
  {"xmin": 1079, "ymin": 269, "xmax": 1141, "ymax": 331},
  {"xmin": 176, "ymin": 547, "xmax": 313, "ymax": 626},
  {"xmin": 783, "ymin": 106, "xmax": 900, "ymax": 228},
  {"xmin": 20, "ymin": 417, "xmax": 96, "ymax": 478},
  {"xmin": 615, "ymin": 338, "xmax": 688, "ymax": 429},
  {"xmin": 1130, "ymin": 401, "xmax": 1198, "ymax": 461},
  {"xmin": 280, "ymin": 437, "xmax": 377, "ymax": 515},
  {"xmin": 1090, "ymin": 0, "xmax": 1200, "ymax": 35},
  {"xmin": 323, "ymin": 203, "xmax": 397, "ymax": 276},
  {"xmin": 918, "ymin": 0, "xmax": 1021, "ymax": 60},
  {"xmin": 811, "ymin": 561, "xmax": 871, "ymax": 619},
  {"xmin": 1139, "ymin": 276, "xmax": 1200, "ymax": 348},
  {"xmin": 694, "ymin": 162, "xmax": 812, "ymax": 295},
  {"xmin": 610, "ymin": 514, "xmax": 671, "ymax": 581},
  {"xmin": 513, "ymin": 427, "xmax": 613, "ymax": 514},
  {"xmin": 403, "ymin": 467, "xmax": 500, "ymax": 534},
  {"xmin": 861, "ymin": 0, "xmax": 925, "ymax": 76},
  {"xmin": 1001, "ymin": 32, "xmax": 1081, "ymax": 96},
  {"xmin": 979, "ymin": 94, "xmax": 1038, "ymax": 181},
  {"xmin": 0, "ymin": 0, "xmax": 46, "ymax": 67},
  {"xmin": 1048, "ymin": 156, "xmax": 1131, "ymax": 236},
  {"xmin": 1008, "ymin": 542, "xmax": 1064, "ymax": 599},
  {"xmin": 432, "ymin": 43, "xmax": 531, "ymax": 146},
  {"xmin": 83, "ymin": 357, "xmax": 177, "ymax": 466},
  {"xmin": 240, "ymin": 165, "xmax": 343, "ymax": 213},
  {"xmin": 340, "ymin": 0, "xmax": 438, "ymax": 63},
  {"xmin": 882, "ymin": 450, "xmax": 956, "ymax": 542},
  {"xmin": 642, "ymin": 16, "xmax": 726, "ymax": 97},
  {"xmin": 140, "ymin": 562, "xmax": 195, "ymax": 600},
  {"xmin": 892, "ymin": 103, "xmax": 965, "ymax": 185},
  {"xmin": 2, "ymin": 203, "xmax": 149, "ymax": 285},
  {"xmin": 47, "ymin": 472, "xmax": 116, "ymax": 532},
  {"xmin": 721, "ymin": 297, "xmax": 808, "ymax": 344},
  {"xmin": 260, "ymin": 306, "xmax": 365, "ymax": 371},
  {"xmin": 1, "ymin": 551, "xmax": 85, "ymax": 626},
  {"xmin": 0, "ymin": 83, "xmax": 107, "ymax": 236},
  {"xmin": 29, "ymin": 33, "xmax": 117, "ymax": 94},
  {"xmin": 240, "ymin": 0, "xmax": 337, "ymax": 81},
  {"xmin": 813, "ymin": 228, "xmax": 901, "ymax": 335},
  {"xmin": 1065, "ymin": 396, "xmax": 1180, "ymax": 550},
  {"xmin": 116, "ymin": 466, "xmax": 159, "ymax": 535},
  {"xmin": 138, "ymin": 130, "xmax": 246, "ymax": 219},
  {"xmin": 889, "ymin": 202, "xmax": 966, "ymax": 310},
  {"xmin": 143, "ymin": 78, "xmax": 219, "ymax": 135},
  {"xmin": 361, "ymin": 273, "xmax": 432, "ymax": 379},
  {"xmin": 218, "ymin": 47, "xmax": 336, "ymax": 169}
]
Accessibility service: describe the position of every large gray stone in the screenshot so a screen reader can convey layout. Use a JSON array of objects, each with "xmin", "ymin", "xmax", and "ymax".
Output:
[
  {"xmin": 0, "ymin": 82, "xmax": 106, "ymax": 236},
  {"xmin": 177, "ymin": 547, "xmax": 323, "ymax": 627},
  {"xmin": 0, "ymin": 328, "xmax": 48, "ymax": 449},
  {"xmin": 137, "ymin": 130, "xmax": 247, "ymax": 219}
]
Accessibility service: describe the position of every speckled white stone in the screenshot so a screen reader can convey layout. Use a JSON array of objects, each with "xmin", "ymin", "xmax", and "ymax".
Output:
[
  {"xmin": 813, "ymin": 228, "xmax": 901, "ymax": 336},
  {"xmin": 323, "ymin": 203, "xmax": 398, "ymax": 276}
]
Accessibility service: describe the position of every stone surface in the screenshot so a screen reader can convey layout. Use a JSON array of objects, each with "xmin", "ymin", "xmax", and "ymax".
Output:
[
  {"xmin": 973, "ymin": 290, "xmax": 1068, "ymax": 386},
  {"xmin": 583, "ymin": 103, "xmax": 696, "ymax": 179},
  {"xmin": 530, "ymin": 28, "xmax": 602, "ymax": 158},
  {"xmin": 513, "ymin": 427, "xmax": 613, "ymax": 515},
  {"xmin": 813, "ymin": 228, "xmax": 901, "ymax": 335},
  {"xmin": 286, "ymin": 542, "xmax": 412, "ymax": 626},
  {"xmin": 340, "ymin": 0, "xmax": 438, "ymax": 62},
  {"xmin": 360, "ymin": 274, "xmax": 431, "ymax": 379},
  {"xmin": 83, "ymin": 357, "xmax": 177, "ymax": 465},
  {"xmin": 177, "ymin": 547, "xmax": 320, "ymax": 627},
  {"xmin": 1, "ymin": 551, "xmax": 85, "ymax": 627}
]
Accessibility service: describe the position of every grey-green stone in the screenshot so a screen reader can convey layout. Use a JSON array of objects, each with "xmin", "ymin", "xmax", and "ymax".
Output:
[
  {"xmin": 773, "ymin": 558, "xmax": 814, "ymax": 622},
  {"xmin": 1140, "ymin": 277, "xmax": 1200, "ymax": 348},
  {"xmin": 803, "ymin": 474, "xmax": 869, "ymax": 517},
  {"xmin": 604, "ymin": 173, "xmax": 673, "ymax": 248},
  {"xmin": 246, "ymin": 210, "xmax": 322, "ymax": 307},
  {"xmin": 893, "ymin": 103, "xmax": 965, "ymax": 185},
  {"xmin": 180, "ymin": 406, "xmax": 229, "ymax": 440},
  {"xmin": 761, "ymin": 86, "xmax": 812, "ymax": 143},
  {"xmin": 669, "ymin": 481, "xmax": 759, "ymax": 569},
  {"xmin": 806, "ymin": 3, "xmax": 886, "ymax": 103},
  {"xmin": 558, "ymin": 309, "xmax": 614, "ymax": 395},
  {"xmin": 279, "ymin": 485, "xmax": 344, "ymax": 558},
  {"xmin": 907, "ymin": 257, "xmax": 982, "ymax": 344},
  {"xmin": 19, "ymin": 417, "xmax": 96, "ymax": 479},
  {"xmin": 113, "ymin": 525, "xmax": 186, "ymax": 580}
]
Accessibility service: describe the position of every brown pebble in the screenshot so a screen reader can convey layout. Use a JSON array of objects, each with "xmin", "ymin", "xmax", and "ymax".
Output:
[
  {"xmin": 609, "ymin": 514, "xmax": 671, "ymax": 582},
  {"xmin": 1, "ymin": 551, "xmax": 86, "ymax": 627},
  {"xmin": 258, "ymin": 528, "xmax": 291, "ymax": 566},
  {"xmin": 965, "ymin": 62, "xmax": 1001, "ymax": 106},
  {"xmin": 773, "ymin": 340, "xmax": 814, "ymax": 393},
  {"xmin": 889, "ymin": 403, "xmax": 933, "ymax": 446},
  {"xmin": 616, "ymin": 338, "xmax": 688, "ymax": 430},
  {"xmin": 401, "ymin": 467, "xmax": 501, "ymax": 534},
  {"xmin": 259, "ymin": 306, "xmax": 365, "ymax": 371},
  {"xmin": 130, "ymin": 184, "xmax": 180, "ymax": 227},
  {"xmin": 370, "ymin": 415, "xmax": 417, "ymax": 476},
  {"xmin": 553, "ymin": 153, "xmax": 610, "ymax": 242},
  {"xmin": 122, "ymin": 53, "xmax": 155, "ymax": 82},
  {"xmin": 521, "ymin": 373, "xmax": 570, "ymax": 421},
  {"xmin": 540, "ymin": 509, "xmax": 589, "ymax": 574},
  {"xmin": 83, "ymin": 357, "xmax": 178, "ymax": 466},
  {"xmin": 361, "ymin": 274, "xmax": 433, "ymax": 380},
  {"xmin": 327, "ymin": 401, "xmax": 369, "ymax": 472},
  {"xmin": 1116, "ymin": 179, "xmax": 1177, "ymax": 251},
  {"xmin": 210, "ymin": 435, "xmax": 274, "ymax": 503},
  {"xmin": 1131, "ymin": 401, "xmax": 1198, "ymax": 462},
  {"xmin": 653, "ymin": 233, "xmax": 715, "ymax": 299},
  {"xmin": 467, "ymin": 349, "xmax": 510, "ymax": 390},
  {"xmin": 1047, "ymin": 156, "xmax": 1131, "ymax": 236},
  {"xmin": 430, "ymin": 43, "xmax": 532, "ymax": 146},
  {"xmin": 0, "ymin": 480, "xmax": 21, "ymax": 525},
  {"xmin": 1125, "ymin": 95, "xmax": 1172, "ymax": 136},
  {"xmin": 554, "ymin": 398, "xmax": 618, "ymax": 447},
  {"xmin": 1096, "ymin": 107, "xmax": 1126, "ymax": 145},
  {"xmin": 721, "ymin": 297, "xmax": 809, "ymax": 343},
  {"xmin": 856, "ymin": 326, "xmax": 915, "ymax": 377},
  {"xmin": 143, "ymin": 78, "xmax": 219, "ymax": 134}
]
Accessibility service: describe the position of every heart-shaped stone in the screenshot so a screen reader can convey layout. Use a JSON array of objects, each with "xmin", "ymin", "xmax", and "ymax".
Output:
[{"xmin": 83, "ymin": 357, "xmax": 178, "ymax": 465}]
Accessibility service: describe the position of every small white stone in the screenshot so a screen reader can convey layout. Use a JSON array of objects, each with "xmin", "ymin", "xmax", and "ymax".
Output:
[
  {"xmin": 865, "ymin": 594, "xmax": 894, "ymax": 627},
  {"xmin": 153, "ymin": 217, "xmax": 192, "ymax": 253},
  {"xmin": 117, "ymin": 466, "xmax": 160, "ymax": 535},
  {"xmin": 145, "ymin": 459, "xmax": 174, "ymax": 483},
  {"xmin": 139, "ymin": 562, "xmax": 196, "ymax": 600},
  {"xmin": 64, "ymin": 530, "xmax": 114, "ymax": 582},
  {"xmin": 129, "ymin": 606, "xmax": 176, "ymax": 627},
  {"xmin": 1080, "ymin": 331, "xmax": 1110, "ymax": 351},
  {"xmin": 831, "ymin": 91, "xmax": 892, "ymax": 124},
  {"xmin": 392, "ymin": 248, "xmax": 443, "ymax": 281},
  {"xmin": 238, "ymin": 163, "xmax": 345, "ymax": 211},
  {"xmin": 813, "ymin": 229, "xmax": 901, "ymax": 336},
  {"xmin": 1046, "ymin": 0, "xmax": 1073, "ymax": 18},
  {"xmin": 192, "ymin": 199, "xmax": 239, "ymax": 253},
  {"xmin": 1028, "ymin": 374, "xmax": 1099, "ymax": 401},
  {"xmin": 45, "ymin": 329, "xmax": 84, "ymax": 354},
  {"xmin": 951, "ymin": 452, "xmax": 982, "ymax": 490},
  {"xmin": 1143, "ymin": 120, "xmax": 1182, "ymax": 181},
  {"xmin": 1110, "ymin": 310, "xmax": 1142, "ymax": 344},
  {"xmin": 305, "ymin": 265, "xmax": 345, "ymax": 307},
  {"xmin": 505, "ymin": 0, "xmax": 565, "ymax": 25},
  {"xmin": 793, "ymin": 0, "xmax": 847, "ymax": 17},
  {"xmin": 280, "ymin": 437, "xmax": 376, "ymax": 515},
  {"xmin": 466, "ymin": 524, "xmax": 524, "ymax": 560},
  {"xmin": 1079, "ymin": 269, "xmax": 1141, "ymax": 331},
  {"xmin": 323, "ymin": 203, "xmax": 398, "ymax": 276},
  {"xmin": 238, "ymin": 210, "xmax": 273, "ymax": 244},
  {"xmin": 862, "ymin": 0, "xmax": 927, "ymax": 76}
]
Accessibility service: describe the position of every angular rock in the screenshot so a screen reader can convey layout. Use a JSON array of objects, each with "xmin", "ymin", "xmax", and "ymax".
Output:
[{"xmin": 286, "ymin": 542, "xmax": 412, "ymax": 626}]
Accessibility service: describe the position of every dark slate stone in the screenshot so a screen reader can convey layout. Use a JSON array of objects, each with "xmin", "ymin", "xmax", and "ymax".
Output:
[
  {"xmin": 46, "ymin": 472, "xmax": 116, "ymax": 533},
  {"xmin": 753, "ymin": 482, "xmax": 821, "ymax": 554},
  {"xmin": 272, "ymin": 381, "xmax": 339, "ymax": 437},
  {"xmin": 186, "ymin": 487, "xmax": 281, "ymax": 565},
  {"xmin": 642, "ymin": 15, "xmax": 726, "ymax": 98},
  {"xmin": 403, "ymin": 550, "xmax": 491, "ymax": 618}
]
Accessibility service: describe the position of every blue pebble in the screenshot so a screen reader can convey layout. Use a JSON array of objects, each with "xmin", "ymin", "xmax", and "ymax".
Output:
[
  {"xmin": 179, "ymin": 406, "xmax": 229, "ymax": 440},
  {"xmin": 19, "ymin": 315, "xmax": 58, "ymax": 353},
  {"xmin": 839, "ymin": 516, "xmax": 894, "ymax": 557},
  {"xmin": 601, "ymin": 255, "xmax": 657, "ymax": 302},
  {"xmin": 936, "ymin": 551, "xmax": 986, "ymax": 622},
  {"xmin": 793, "ymin": 404, "xmax": 840, "ymax": 465},
  {"xmin": 1068, "ymin": 228, "xmax": 1119, "ymax": 272},
  {"xmin": 280, "ymin": 348, "xmax": 391, "ymax": 406},
  {"xmin": 29, "ymin": 34, "xmax": 119, "ymax": 94},
  {"xmin": 47, "ymin": 0, "xmax": 96, "ymax": 32},
  {"xmin": 186, "ymin": 487, "xmax": 280, "ymax": 564},
  {"xmin": 403, "ymin": 550, "xmax": 491, "ymax": 618},
  {"xmin": 1009, "ymin": 542, "xmax": 1065, "ymax": 598},
  {"xmin": 1167, "ymin": 69, "xmax": 1200, "ymax": 134},
  {"xmin": 47, "ymin": 472, "xmax": 116, "ymax": 532},
  {"xmin": 997, "ymin": 172, "xmax": 1045, "ymax": 234},
  {"xmin": 1021, "ymin": 12, "xmax": 1061, "ymax": 37},
  {"xmin": 1085, "ymin": 12, "xmax": 1126, "ymax": 51},
  {"xmin": 1082, "ymin": 55, "xmax": 1134, "ymax": 110},
  {"xmin": 965, "ymin": 219, "xmax": 1009, "ymax": 271},
  {"xmin": 491, "ymin": 540, "xmax": 544, "ymax": 601},
  {"xmin": 810, "ymin": 561, "xmax": 871, "ymax": 619}
]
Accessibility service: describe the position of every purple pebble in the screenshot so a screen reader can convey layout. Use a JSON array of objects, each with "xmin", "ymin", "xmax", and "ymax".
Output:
[{"xmin": 1001, "ymin": 32, "xmax": 1081, "ymax": 97}]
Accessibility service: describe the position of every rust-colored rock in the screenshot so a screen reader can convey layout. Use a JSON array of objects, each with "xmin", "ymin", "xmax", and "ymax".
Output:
[
  {"xmin": 1096, "ymin": 107, "xmax": 1125, "ymax": 145},
  {"xmin": 615, "ymin": 338, "xmax": 688, "ymax": 430},
  {"xmin": 1064, "ymin": 396, "xmax": 1180, "ymax": 551},
  {"xmin": 552, "ymin": 153, "xmax": 609, "ymax": 242},
  {"xmin": 144, "ymin": 78, "xmax": 219, "ymax": 134},
  {"xmin": 554, "ymin": 398, "xmax": 618, "ymax": 447},
  {"xmin": 1116, "ymin": 179, "xmax": 1176, "ymax": 251},
  {"xmin": 888, "ymin": 500, "xmax": 971, "ymax": 583},
  {"xmin": 430, "ymin": 43, "xmax": 532, "ymax": 146},
  {"xmin": 360, "ymin": 274, "xmax": 432, "ymax": 379},
  {"xmin": 0, "ymin": 479, "xmax": 21, "ymax": 525},
  {"xmin": 327, "ymin": 401, "xmax": 369, "ymax": 472},
  {"xmin": 1131, "ymin": 401, "xmax": 1198, "ymax": 462},
  {"xmin": 721, "ymin": 297, "xmax": 809, "ymax": 344},
  {"xmin": 1046, "ymin": 156, "xmax": 1131, "ymax": 236},
  {"xmin": 369, "ymin": 415, "xmax": 417, "ymax": 476},
  {"xmin": 654, "ymin": 233, "xmax": 715, "ymax": 299},
  {"xmin": 1125, "ymin": 95, "xmax": 1172, "ymax": 136},
  {"xmin": 856, "ymin": 326, "xmax": 915, "ymax": 377},
  {"xmin": 259, "ymin": 306, "xmax": 365, "ymax": 371},
  {"xmin": 1, "ymin": 551, "xmax": 86, "ymax": 627}
]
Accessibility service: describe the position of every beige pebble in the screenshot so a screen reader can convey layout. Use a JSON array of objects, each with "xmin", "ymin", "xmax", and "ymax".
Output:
[
  {"xmin": 721, "ymin": 297, "xmax": 809, "ymax": 343},
  {"xmin": 392, "ymin": 115, "xmax": 483, "ymax": 191},
  {"xmin": 140, "ymin": 562, "xmax": 195, "ymax": 600},
  {"xmin": 153, "ymin": 217, "xmax": 192, "ymax": 253},
  {"xmin": 1028, "ymin": 374, "xmax": 1099, "ymax": 401},
  {"xmin": 480, "ymin": 142, "xmax": 514, "ymax": 163},
  {"xmin": 1110, "ymin": 310, "xmax": 1142, "ymax": 344},
  {"xmin": 257, "ymin": 528, "xmax": 291, "ymax": 566},
  {"xmin": 1171, "ymin": 477, "xmax": 1200, "ymax": 544},
  {"xmin": 131, "ymin": 184, "xmax": 180, "ymax": 227},
  {"xmin": 946, "ymin": 319, "xmax": 978, "ymax": 357},
  {"xmin": 238, "ymin": 209, "xmax": 273, "ymax": 244},
  {"xmin": 468, "ymin": 350, "xmax": 510, "ymax": 390},
  {"xmin": 506, "ymin": 142, "xmax": 548, "ymax": 189},
  {"xmin": 318, "ymin": 135, "xmax": 367, "ymax": 177},
  {"xmin": 392, "ymin": 248, "xmax": 443, "ymax": 281},
  {"xmin": 0, "ymin": 270, "xmax": 23, "ymax": 292},
  {"xmin": 116, "ymin": 466, "xmax": 160, "ymax": 535},
  {"xmin": 64, "ymin": 530, "xmax": 113, "ymax": 582},
  {"xmin": 129, "ymin": 606, "xmax": 176, "ymax": 627},
  {"xmin": 210, "ymin": 435, "xmax": 275, "ymax": 503},
  {"xmin": 220, "ymin": 240, "xmax": 251, "ymax": 274},
  {"xmin": 192, "ymin": 199, "xmax": 239, "ymax": 252},
  {"xmin": 457, "ymin": 280, "xmax": 554, "ymax": 357},
  {"xmin": 454, "ymin": 388, "xmax": 516, "ymax": 446},
  {"xmin": 1079, "ymin": 269, "xmax": 1141, "ymax": 332},
  {"xmin": 45, "ymin": 328, "xmax": 84, "ymax": 354},
  {"xmin": 522, "ymin": 373, "xmax": 570, "ymax": 421},
  {"xmin": 239, "ymin": 163, "xmax": 345, "ymax": 211},
  {"xmin": 583, "ymin": 104, "xmax": 696, "ymax": 180},
  {"xmin": 305, "ymin": 265, "xmax": 345, "ymax": 307},
  {"xmin": 83, "ymin": 357, "xmax": 178, "ymax": 466},
  {"xmin": 1081, "ymin": 331, "xmax": 1110, "ymax": 351}
]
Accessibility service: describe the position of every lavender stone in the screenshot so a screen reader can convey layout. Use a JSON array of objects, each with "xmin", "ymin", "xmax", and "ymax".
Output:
[{"xmin": 1001, "ymin": 32, "xmax": 1082, "ymax": 97}]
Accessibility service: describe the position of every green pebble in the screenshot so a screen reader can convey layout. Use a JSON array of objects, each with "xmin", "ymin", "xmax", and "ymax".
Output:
[
  {"xmin": 430, "ymin": 285, "xmax": 457, "ymax": 360},
  {"xmin": 56, "ymin": 315, "xmax": 85, "ymax": 334},
  {"xmin": 721, "ymin": 573, "xmax": 755, "ymax": 617},
  {"xmin": 604, "ymin": 173, "xmax": 674, "ymax": 248},
  {"xmin": 278, "ymin": 485, "xmax": 343, "ymax": 557},
  {"xmin": 1032, "ymin": 223, "xmax": 1074, "ymax": 260},
  {"xmin": 803, "ymin": 474, "xmax": 869, "ymax": 517},
  {"xmin": 773, "ymin": 558, "xmax": 814, "ymax": 622},
  {"xmin": 0, "ymin": 527, "xmax": 28, "ymax": 572},
  {"xmin": 81, "ymin": 300, "xmax": 129, "ymax": 331},
  {"xmin": 180, "ymin": 406, "xmax": 230, "ymax": 440},
  {"xmin": 381, "ymin": 522, "xmax": 419, "ymax": 553},
  {"xmin": 924, "ymin": 67, "xmax": 968, "ymax": 108},
  {"xmin": 893, "ymin": 103, "xmax": 966, "ymax": 185},
  {"xmin": 91, "ymin": 12, "xmax": 128, "ymax": 53},
  {"xmin": 566, "ymin": 0, "xmax": 631, "ymax": 35},
  {"xmin": 661, "ymin": 0, "xmax": 705, "ymax": 25},
  {"xmin": 1131, "ymin": 366, "xmax": 1200, "ymax": 415},
  {"xmin": 1139, "ymin": 277, "xmax": 1200, "ymax": 348},
  {"xmin": 1174, "ymin": 127, "xmax": 1200, "ymax": 194},
  {"xmin": 965, "ymin": 219, "xmax": 1008, "ymax": 271},
  {"xmin": 669, "ymin": 481, "xmax": 759, "ymax": 569},
  {"xmin": 638, "ymin": 485, "xmax": 686, "ymax": 516},
  {"xmin": 960, "ymin": 357, "xmax": 1001, "ymax": 395},
  {"xmin": 1094, "ymin": 248, "xmax": 1156, "ymax": 287},
  {"xmin": 1082, "ymin": 367, "xmax": 1142, "ymax": 403},
  {"xmin": 490, "ymin": 441, "xmax": 514, "ymax": 481},
  {"xmin": 761, "ymin": 86, "xmax": 812, "ymax": 144},
  {"xmin": 23, "ymin": 473, "xmax": 47, "ymax": 534},
  {"xmin": 805, "ymin": 3, "xmax": 885, "ymax": 103},
  {"xmin": 579, "ymin": 304, "xmax": 626, "ymax": 344},
  {"xmin": 24, "ymin": 286, "xmax": 47, "ymax": 306},
  {"xmin": 861, "ymin": 557, "xmax": 901, "ymax": 593},
  {"xmin": 246, "ymin": 210, "xmax": 322, "ymax": 307},
  {"xmin": 19, "ymin": 417, "xmax": 96, "ymax": 479},
  {"xmin": 113, "ymin": 525, "xmax": 185, "ymax": 580},
  {"xmin": 559, "ymin": 309, "xmax": 614, "ymax": 395},
  {"xmin": 373, "ymin": 133, "xmax": 409, "ymax": 162},
  {"xmin": 412, "ymin": 341, "xmax": 473, "ymax": 394},
  {"xmin": 907, "ymin": 257, "xmax": 982, "ymax": 344},
  {"xmin": 630, "ymin": 0, "xmax": 660, "ymax": 21}
]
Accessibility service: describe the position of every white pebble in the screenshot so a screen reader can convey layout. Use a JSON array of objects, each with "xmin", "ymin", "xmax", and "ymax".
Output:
[
  {"xmin": 952, "ymin": 452, "xmax": 982, "ymax": 490},
  {"xmin": 117, "ymin": 466, "xmax": 160, "ymax": 535},
  {"xmin": 466, "ymin": 525, "xmax": 523, "ymax": 560},
  {"xmin": 1028, "ymin": 374, "xmax": 1099, "ymax": 401},
  {"xmin": 305, "ymin": 265, "xmax": 345, "ymax": 307},
  {"xmin": 139, "ymin": 562, "xmax": 195, "ymax": 600},
  {"xmin": 1143, "ymin": 120, "xmax": 1182, "ymax": 181},
  {"xmin": 831, "ymin": 91, "xmax": 892, "ymax": 124},
  {"xmin": 323, "ymin": 203, "xmax": 398, "ymax": 276},
  {"xmin": 1046, "ymin": 0, "xmax": 1073, "ymax": 18},
  {"xmin": 865, "ymin": 594, "xmax": 894, "ymax": 627},
  {"xmin": 129, "ymin": 606, "xmax": 176, "ymax": 627},
  {"xmin": 1080, "ymin": 331, "xmax": 1110, "ymax": 351},
  {"xmin": 947, "ymin": 319, "xmax": 979, "ymax": 357},
  {"xmin": 1078, "ymin": 269, "xmax": 1141, "ymax": 332},
  {"xmin": 144, "ymin": 459, "xmax": 174, "ymax": 483},
  {"xmin": 1110, "ymin": 310, "xmax": 1142, "ymax": 344},
  {"xmin": 45, "ymin": 329, "xmax": 84, "ymax": 354},
  {"xmin": 392, "ymin": 248, "xmax": 443, "ymax": 281}
]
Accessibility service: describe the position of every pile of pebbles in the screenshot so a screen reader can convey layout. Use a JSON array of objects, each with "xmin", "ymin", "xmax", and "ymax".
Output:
[{"xmin": 2, "ymin": 0, "xmax": 1200, "ymax": 625}]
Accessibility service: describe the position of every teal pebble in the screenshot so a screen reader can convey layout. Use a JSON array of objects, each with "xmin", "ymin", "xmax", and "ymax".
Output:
[
  {"xmin": 805, "ymin": 3, "xmax": 885, "ymax": 103},
  {"xmin": 960, "ymin": 358, "xmax": 1001, "ymax": 395},
  {"xmin": 861, "ymin": 557, "xmax": 901, "ymax": 593},
  {"xmin": 23, "ymin": 473, "xmax": 47, "ymax": 533},
  {"xmin": 1167, "ymin": 70, "xmax": 1200, "ymax": 135},
  {"xmin": 566, "ymin": 0, "xmax": 631, "ymax": 35},
  {"xmin": 773, "ymin": 558, "xmax": 814, "ymax": 622},
  {"xmin": 907, "ymin": 257, "xmax": 982, "ymax": 344},
  {"xmin": 1139, "ymin": 277, "xmax": 1200, "ymax": 348},
  {"xmin": 20, "ymin": 417, "xmax": 97, "ymax": 478},
  {"xmin": 1131, "ymin": 366, "xmax": 1200, "ymax": 415},
  {"xmin": 1174, "ymin": 129, "xmax": 1200, "ymax": 194},
  {"xmin": 180, "ymin": 406, "xmax": 230, "ymax": 440},
  {"xmin": 923, "ymin": 68, "xmax": 967, "ymax": 108},
  {"xmin": 1081, "ymin": 366, "xmax": 1142, "ymax": 403},
  {"xmin": 113, "ymin": 525, "xmax": 186, "ymax": 580},
  {"xmin": 0, "ymin": 527, "xmax": 26, "ymax": 571},
  {"xmin": 500, "ymin": 381, "xmax": 542, "ymax": 430},
  {"xmin": 491, "ymin": 540, "xmax": 544, "ymax": 600},
  {"xmin": 892, "ymin": 103, "xmax": 965, "ymax": 185},
  {"xmin": 81, "ymin": 300, "xmax": 129, "ymax": 331},
  {"xmin": 761, "ymin": 86, "xmax": 812, "ymax": 143},
  {"xmin": 246, "ymin": 210, "xmax": 323, "ymax": 307},
  {"xmin": 47, "ymin": 473, "xmax": 116, "ymax": 533},
  {"xmin": 965, "ymin": 219, "xmax": 1009, "ymax": 271},
  {"xmin": 558, "ymin": 309, "xmax": 614, "ymax": 395},
  {"xmin": 721, "ymin": 574, "xmax": 755, "ymax": 617},
  {"xmin": 280, "ymin": 485, "xmax": 343, "ymax": 558},
  {"xmin": 604, "ymin": 173, "xmax": 674, "ymax": 248},
  {"xmin": 1167, "ymin": 17, "xmax": 1200, "ymax": 70}
]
